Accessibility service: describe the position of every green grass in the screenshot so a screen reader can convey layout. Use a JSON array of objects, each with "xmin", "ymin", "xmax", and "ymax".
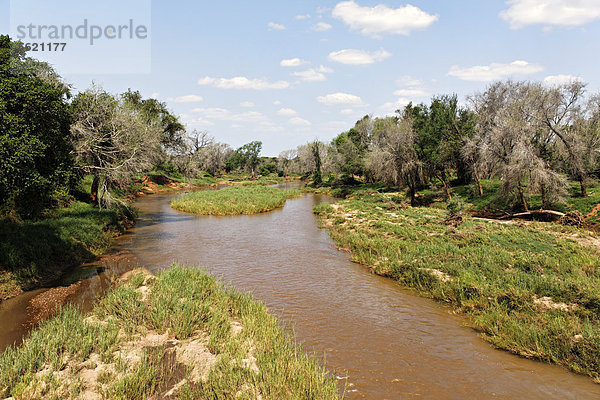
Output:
[
  {"xmin": 314, "ymin": 193, "xmax": 600, "ymax": 381},
  {"xmin": 0, "ymin": 201, "xmax": 131, "ymax": 300},
  {"xmin": 453, "ymin": 179, "xmax": 600, "ymax": 221},
  {"xmin": 171, "ymin": 186, "xmax": 301, "ymax": 216},
  {"xmin": 0, "ymin": 266, "xmax": 340, "ymax": 399}
]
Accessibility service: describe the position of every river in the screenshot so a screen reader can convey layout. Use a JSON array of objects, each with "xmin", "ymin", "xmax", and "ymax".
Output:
[{"xmin": 1, "ymin": 187, "xmax": 600, "ymax": 399}]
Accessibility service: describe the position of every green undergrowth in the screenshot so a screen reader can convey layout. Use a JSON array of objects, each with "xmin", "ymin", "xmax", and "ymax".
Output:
[
  {"xmin": 314, "ymin": 193, "xmax": 600, "ymax": 381},
  {"xmin": 0, "ymin": 201, "xmax": 131, "ymax": 300},
  {"xmin": 0, "ymin": 266, "xmax": 340, "ymax": 399},
  {"xmin": 171, "ymin": 186, "xmax": 301, "ymax": 216},
  {"xmin": 306, "ymin": 177, "xmax": 600, "ymax": 224}
]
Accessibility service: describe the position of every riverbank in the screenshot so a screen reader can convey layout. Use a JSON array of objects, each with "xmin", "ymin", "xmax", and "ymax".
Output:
[
  {"xmin": 0, "ymin": 174, "xmax": 290, "ymax": 303},
  {"xmin": 314, "ymin": 190, "xmax": 600, "ymax": 381},
  {"xmin": 0, "ymin": 202, "xmax": 133, "ymax": 303},
  {"xmin": 171, "ymin": 186, "xmax": 301, "ymax": 216},
  {"xmin": 0, "ymin": 265, "xmax": 340, "ymax": 399}
]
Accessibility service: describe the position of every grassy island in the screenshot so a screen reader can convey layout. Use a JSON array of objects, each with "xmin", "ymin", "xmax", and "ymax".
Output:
[{"xmin": 171, "ymin": 186, "xmax": 301, "ymax": 216}]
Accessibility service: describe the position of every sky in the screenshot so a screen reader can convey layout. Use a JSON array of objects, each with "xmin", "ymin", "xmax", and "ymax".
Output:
[{"xmin": 2, "ymin": 0, "xmax": 600, "ymax": 156}]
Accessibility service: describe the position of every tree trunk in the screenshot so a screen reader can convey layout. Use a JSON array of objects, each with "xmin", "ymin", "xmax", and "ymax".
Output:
[
  {"xmin": 407, "ymin": 175, "xmax": 417, "ymax": 207},
  {"xmin": 518, "ymin": 181, "xmax": 529, "ymax": 212},
  {"xmin": 474, "ymin": 168, "xmax": 483, "ymax": 196},
  {"xmin": 580, "ymin": 177, "xmax": 587, "ymax": 197},
  {"xmin": 541, "ymin": 183, "xmax": 548, "ymax": 209},
  {"xmin": 90, "ymin": 175, "xmax": 100, "ymax": 205},
  {"xmin": 438, "ymin": 172, "xmax": 452, "ymax": 201}
]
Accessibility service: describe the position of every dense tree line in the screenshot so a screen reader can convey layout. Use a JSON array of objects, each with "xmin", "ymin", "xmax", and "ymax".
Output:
[
  {"xmin": 0, "ymin": 36, "xmax": 256, "ymax": 217},
  {"xmin": 283, "ymin": 82, "xmax": 600, "ymax": 210},
  {"xmin": 4, "ymin": 32, "xmax": 600, "ymax": 217}
]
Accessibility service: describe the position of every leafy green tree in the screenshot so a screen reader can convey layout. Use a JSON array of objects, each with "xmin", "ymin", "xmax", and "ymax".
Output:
[
  {"xmin": 122, "ymin": 89, "xmax": 185, "ymax": 153},
  {"xmin": 237, "ymin": 141, "xmax": 263, "ymax": 177},
  {"xmin": 0, "ymin": 35, "xmax": 74, "ymax": 217},
  {"xmin": 310, "ymin": 141, "xmax": 323, "ymax": 185},
  {"xmin": 403, "ymin": 95, "xmax": 475, "ymax": 199},
  {"xmin": 331, "ymin": 115, "xmax": 372, "ymax": 178}
]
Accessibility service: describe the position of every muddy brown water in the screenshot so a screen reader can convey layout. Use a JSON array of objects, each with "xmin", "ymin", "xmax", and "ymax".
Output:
[{"xmin": 2, "ymin": 185, "xmax": 600, "ymax": 399}]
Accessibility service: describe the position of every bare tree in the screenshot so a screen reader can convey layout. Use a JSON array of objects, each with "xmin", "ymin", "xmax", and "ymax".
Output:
[
  {"xmin": 366, "ymin": 117, "xmax": 422, "ymax": 206},
  {"xmin": 187, "ymin": 129, "xmax": 213, "ymax": 153},
  {"xmin": 278, "ymin": 149, "xmax": 297, "ymax": 177},
  {"xmin": 200, "ymin": 142, "xmax": 233, "ymax": 176},
  {"xmin": 538, "ymin": 81, "xmax": 590, "ymax": 196},
  {"xmin": 70, "ymin": 85, "xmax": 163, "ymax": 207},
  {"xmin": 470, "ymin": 81, "xmax": 568, "ymax": 210}
]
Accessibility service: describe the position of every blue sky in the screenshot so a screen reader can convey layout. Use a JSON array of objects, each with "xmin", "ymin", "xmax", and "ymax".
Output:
[{"xmin": 2, "ymin": 0, "xmax": 600, "ymax": 155}]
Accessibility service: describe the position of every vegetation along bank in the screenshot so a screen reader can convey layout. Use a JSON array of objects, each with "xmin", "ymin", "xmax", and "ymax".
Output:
[
  {"xmin": 0, "ymin": 266, "xmax": 340, "ymax": 399},
  {"xmin": 314, "ymin": 188, "xmax": 600, "ymax": 381}
]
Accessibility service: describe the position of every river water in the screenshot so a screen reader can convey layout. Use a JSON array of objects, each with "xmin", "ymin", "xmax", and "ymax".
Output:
[{"xmin": 2, "ymin": 188, "xmax": 600, "ymax": 399}]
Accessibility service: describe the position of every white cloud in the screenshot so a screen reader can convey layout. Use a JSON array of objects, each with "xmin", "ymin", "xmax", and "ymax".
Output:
[
  {"xmin": 332, "ymin": 1, "xmax": 438, "ymax": 38},
  {"xmin": 500, "ymin": 0, "xmax": 600, "ymax": 29},
  {"xmin": 543, "ymin": 74, "xmax": 584, "ymax": 85},
  {"xmin": 396, "ymin": 76, "xmax": 422, "ymax": 87},
  {"xmin": 268, "ymin": 22, "xmax": 286, "ymax": 30},
  {"xmin": 295, "ymin": 14, "xmax": 311, "ymax": 20},
  {"xmin": 291, "ymin": 65, "xmax": 334, "ymax": 82},
  {"xmin": 317, "ymin": 92, "xmax": 364, "ymax": 106},
  {"xmin": 273, "ymin": 100, "xmax": 281, "ymax": 105},
  {"xmin": 289, "ymin": 117, "xmax": 312, "ymax": 126},
  {"xmin": 230, "ymin": 111, "xmax": 270, "ymax": 124},
  {"xmin": 380, "ymin": 98, "xmax": 411, "ymax": 114},
  {"xmin": 168, "ymin": 94, "xmax": 204, "ymax": 103},
  {"xmin": 340, "ymin": 108, "xmax": 354, "ymax": 115},
  {"xmin": 192, "ymin": 108, "xmax": 278, "ymax": 129},
  {"xmin": 393, "ymin": 88, "xmax": 428, "ymax": 97},
  {"xmin": 280, "ymin": 58, "xmax": 309, "ymax": 67},
  {"xmin": 312, "ymin": 22, "xmax": 333, "ymax": 31},
  {"xmin": 191, "ymin": 107, "xmax": 231, "ymax": 119},
  {"xmin": 447, "ymin": 60, "xmax": 544, "ymax": 82},
  {"xmin": 198, "ymin": 76, "xmax": 290, "ymax": 90},
  {"xmin": 277, "ymin": 108, "xmax": 298, "ymax": 116},
  {"xmin": 292, "ymin": 69, "xmax": 325, "ymax": 82},
  {"xmin": 328, "ymin": 49, "xmax": 391, "ymax": 65},
  {"xmin": 186, "ymin": 118, "xmax": 215, "ymax": 127},
  {"xmin": 240, "ymin": 101, "xmax": 255, "ymax": 107}
]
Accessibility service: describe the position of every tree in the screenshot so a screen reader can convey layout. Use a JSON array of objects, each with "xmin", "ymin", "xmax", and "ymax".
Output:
[
  {"xmin": 538, "ymin": 81, "xmax": 591, "ymax": 196},
  {"xmin": 366, "ymin": 116, "xmax": 422, "ymax": 206},
  {"xmin": 470, "ymin": 81, "xmax": 568, "ymax": 210},
  {"xmin": 0, "ymin": 35, "xmax": 74, "ymax": 217},
  {"xmin": 121, "ymin": 90, "xmax": 185, "ymax": 154},
  {"xmin": 278, "ymin": 149, "xmax": 297, "ymax": 177},
  {"xmin": 310, "ymin": 141, "xmax": 323, "ymax": 185},
  {"xmin": 404, "ymin": 95, "xmax": 475, "ymax": 200},
  {"xmin": 70, "ymin": 86, "xmax": 163, "ymax": 207},
  {"xmin": 236, "ymin": 141, "xmax": 262, "ymax": 177},
  {"xmin": 200, "ymin": 142, "xmax": 233, "ymax": 176}
]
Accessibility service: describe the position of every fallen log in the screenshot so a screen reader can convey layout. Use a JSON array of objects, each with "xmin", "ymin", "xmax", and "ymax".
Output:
[{"xmin": 500, "ymin": 209, "xmax": 566, "ymax": 221}]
